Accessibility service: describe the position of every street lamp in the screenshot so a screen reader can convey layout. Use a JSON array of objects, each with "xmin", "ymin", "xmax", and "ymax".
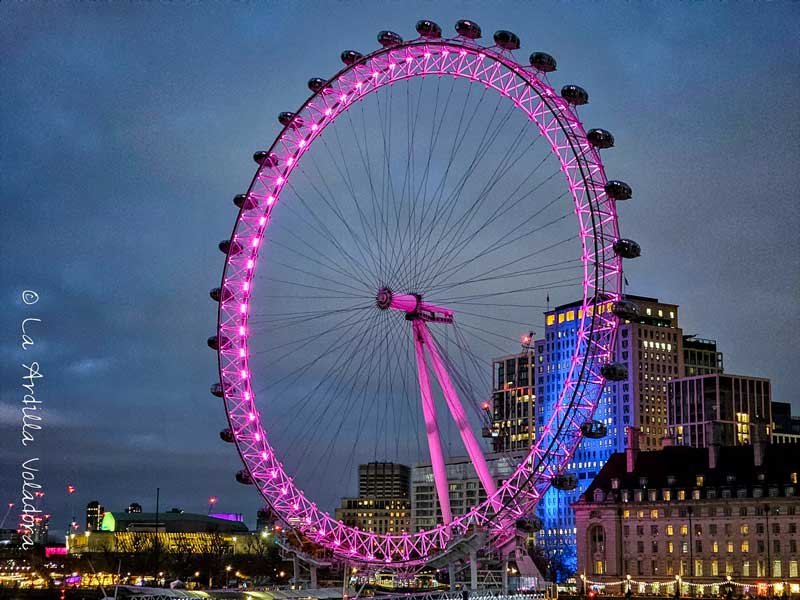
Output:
[{"xmin": 226, "ymin": 565, "xmax": 232, "ymax": 588}]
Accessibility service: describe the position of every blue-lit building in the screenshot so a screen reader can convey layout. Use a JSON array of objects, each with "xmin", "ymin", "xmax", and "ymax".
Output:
[{"xmin": 531, "ymin": 295, "xmax": 684, "ymax": 580}]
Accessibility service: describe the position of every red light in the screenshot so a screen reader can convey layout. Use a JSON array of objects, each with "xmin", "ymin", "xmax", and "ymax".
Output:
[
  {"xmin": 66, "ymin": 485, "xmax": 76, "ymax": 494},
  {"xmin": 481, "ymin": 402, "xmax": 490, "ymax": 411},
  {"xmin": 209, "ymin": 496, "xmax": 218, "ymax": 504}
]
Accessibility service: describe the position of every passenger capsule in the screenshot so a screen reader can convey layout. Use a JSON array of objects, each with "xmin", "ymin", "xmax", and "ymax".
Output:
[
  {"xmin": 580, "ymin": 420, "xmax": 608, "ymax": 439},
  {"xmin": 561, "ymin": 85, "xmax": 589, "ymax": 106},
  {"xmin": 416, "ymin": 20, "xmax": 442, "ymax": 39},
  {"xmin": 604, "ymin": 180, "xmax": 632, "ymax": 200},
  {"xmin": 210, "ymin": 286, "xmax": 233, "ymax": 303},
  {"xmin": 378, "ymin": 30, "xmax": 403, "ymax": 47},
  {"xmin": 551, "ymin": 472, "xmax": 578, "ymax": 491},
  {"xmin": 613, "ymin": 238, "xmax": 641, "ymax": 259},
  {"xmin": 529, "ymin": 52, "xmax": 557, "ymax": 73},
  {"xmin": 308, "ymin": 77, "xmax": 327, "ymax": 93},
  {"xmin": 218, "ymin": 239, "xmax": 243, "ymax": 256},
  {"xmin": 455, "ymin": 19, "xmax": 482, "ymax": 39},
  {"xmin": 601, "ymin": 362, "xmax": 629, "ymax": 381},
  {"xmin": 253, "ymin": 150, "xmax": 279, "ymax": 167},
  {"xmin": 233, "ymin": 194, "xmax": 258, "ymax": 210},
  {"xmin": 278, "ymin": 112, "xmax": 304, "ymax": 128},
  {"xmin": 210, "ymin": 383, "xmax": 224, "ymax": 398},
  {"xmin": 220, "ymin": 428, "xmax": 235, "ymax": 443},
  {"xmin": 456, "ymin": 19, "xmax": 483, "ymax": 40},
  {"xmin": 612, "ymin": 299, "xmax": 640, "ymax": 321},
  {"xmin": 587, "ymin": 128, "xmax": 615, "ymax": 149},
  {"xmin": 493, "ymin": 30, "xmax": 520, "ymax": 51},
  {"xmin": 207, "ymin": 335, "xmax": 230, "ymax": 351},
  {"xmin": 236, "ymin": 469, "xmax": 254, "ymax": 485},
  {"xmin": 340, "ymin": 50, "xmax": 364, "ymax": 66}
]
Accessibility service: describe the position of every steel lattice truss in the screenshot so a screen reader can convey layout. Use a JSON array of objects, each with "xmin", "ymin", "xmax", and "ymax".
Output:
[{"xmin": 216, "ymin": 31, "xmax": 623, "ymax": 568}]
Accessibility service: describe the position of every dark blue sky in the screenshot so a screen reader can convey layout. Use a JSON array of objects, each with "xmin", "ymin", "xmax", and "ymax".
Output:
[{"xmin": 1, "ymin": 2, "xmax": 798, "ymax": 536}]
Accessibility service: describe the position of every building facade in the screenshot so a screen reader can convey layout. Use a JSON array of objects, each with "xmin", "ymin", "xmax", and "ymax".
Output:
[
  {"xmin": 86, "ymin": 500, "xmax": 105, "ymax": 532},
  {"xmin": 334, "ymin": 462, "xmax": 411, "ymax": 535},
  {"xmin": 667, "ymin": 374, "xmax": 772, "ymax": 448},
  {"xmin": 334, "ymin": 497, "xmax": 410, "ymax": 535},
  {"xmin": 410, "ymin": 453, "xmax": 524, "ymax": 531},
  {"xmin": 683, "ymin": 336, "xmax": 723, "ymax": 377},
  {"xmin": 535, "ymin": 295, "xmax": 684, "ymax": 576},
  {"xmin": 772, "ymin": 402, "xmax": 800, "ymax": 444},
  {"xmin": 358, "ymin": 462, "xmax": 410, "ymax": 499},
  {"xmin": 574, "ymin": 441, "xmax": 800, "ymax": 588},
  {"xmin": 491, "ymin": 346, "xmax": 537, "ymax": 453}
]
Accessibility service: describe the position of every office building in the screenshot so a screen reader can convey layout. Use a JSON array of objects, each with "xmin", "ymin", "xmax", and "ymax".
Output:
[
  {"xmin": 683, "ymin": 336, "xmax": 723, "ymax": 377},
  {"xmin": 335, "ymin": 462, "xmax": 411, "ymax": 535},
  {"xmin": 667, "ymin": 374, "xmax": 771, "ymax": 447},
  {"xmin": 574, "ymin": 436, "xmax": 800, "ymax": 588},
  {"xmin": 491, "ymin": 343, "xmax": 537, "ymax": 452},
  {"xmin": 86, "ymin": 500, "xmax": 105, "ymax": 532},
  {"xmin": 335, "ymin": 497, "xmax": 410, "ymax": 535},
  {"xmin": 410, "ymin": 452, "xmax": 524, "ymax": 531},
  {"xmin": 771, "ymin": 401, "xmax": 800, "ymax": 445},
  {"xmin": 534, "ymin": 294, "xmax": 684, "ymax": 577},
  {"xmin": 358, "ymin": 462, "xmax": 410, "ymax": 499}
]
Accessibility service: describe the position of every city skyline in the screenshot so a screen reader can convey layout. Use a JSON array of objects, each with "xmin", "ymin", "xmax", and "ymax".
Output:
[{"xmin": 1, "ymin": 2, "xmax": 799, "ymax": 541}]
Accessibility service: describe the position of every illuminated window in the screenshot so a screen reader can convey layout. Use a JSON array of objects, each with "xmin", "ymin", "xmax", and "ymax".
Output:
[
  {"xmin": 566, "ymin": 310, "xmax": 575, "ymax": 321},
  {"xmin": 646, "ymin": 308, "xmax": 652, "ymax": 316},
  {"xmin": 680, "ymin": 525, "xmax": 688, "ymax": 536},
  {"xmin": 727, "ymin": 541, "xmax": 734, "ymax": 553},
  {"xmin": 741, "ymin": 524, "xmax": 749, "ymax": 535},
  {"xmin": 741, "ymin": 540, "xmax": 750, "ymax": 553},
  {"xmin": 546, "ymin": 314, "xmax": 555, "ymax": 326},
  {"xmin": 667, "ymin": 525, "xmax": 674, "ymax": 536},
  {"xmin": 558, "ymin": 313, "xmax": 565, "ymax": 324},
  {"xmin": 696, "ymin": 475, "xmax": 704, "ymax": 487}
]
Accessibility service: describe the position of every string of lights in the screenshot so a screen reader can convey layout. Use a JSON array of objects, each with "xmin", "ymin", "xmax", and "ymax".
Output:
[{"xmin": 582, "ymin": 574, "xmax": 798, "ymax": 592}]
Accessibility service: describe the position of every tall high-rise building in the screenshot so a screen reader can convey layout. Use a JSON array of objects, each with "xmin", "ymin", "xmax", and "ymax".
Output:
[
  {"xmin": 534, "ymin": 294, "xmax": 684, "ymax": 576},
  {"xmin": 683, "ymin": 336, "xmax": 723, "ymax": 376},
  {"xmin": 86, "ymin": 500, "xmax": 105, "ymax": 532},
  {"xmin": 667, "ymin": 373, "xmax": 772, "ymax": 447},
  {"xmin": 358, "ymin": 462, "xmax": 410, "ymax": 499},
  {"xmin": 335, "ymin": 462, "xmax": 411, "ymax": 535},
  {"xmin": 491, "ymin": 343, "xmax": 537, "ymax": 453}
]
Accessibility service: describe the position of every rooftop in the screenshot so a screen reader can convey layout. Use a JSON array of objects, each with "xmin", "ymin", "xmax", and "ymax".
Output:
[
  {"xmin": 101, "ymin": 511, "xmax": 249, "ymax": 533},
  {"xmin": 580, "ymin": 443, "xmax": 800, "ymax": 502}
]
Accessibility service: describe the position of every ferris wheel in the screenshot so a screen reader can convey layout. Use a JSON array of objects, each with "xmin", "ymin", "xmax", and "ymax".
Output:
[{"xmin": 210, "ymin": 19, "xmax": 639, "ymax": 568}]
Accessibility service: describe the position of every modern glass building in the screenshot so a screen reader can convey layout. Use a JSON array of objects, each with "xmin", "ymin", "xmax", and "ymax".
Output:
[{"xmin": 533, "ymin": 295, "xmax": 684, "ymax": 579}]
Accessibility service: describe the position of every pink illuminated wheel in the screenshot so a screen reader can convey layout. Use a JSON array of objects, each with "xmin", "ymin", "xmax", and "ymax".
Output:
[{"xmin": 212, "ymin": 20, "xmax": 633, "ymax": 568}]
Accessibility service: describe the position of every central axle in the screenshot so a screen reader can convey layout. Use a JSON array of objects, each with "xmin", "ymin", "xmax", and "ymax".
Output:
[{"xmin": 375, "ymin": 287, "xmax": 453, "ymax": 323}]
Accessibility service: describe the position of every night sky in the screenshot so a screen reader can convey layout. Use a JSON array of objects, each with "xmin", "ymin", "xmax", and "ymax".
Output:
[{"xmin": 1, "ymin": 2, "xmax": 798, "ymax": 537}]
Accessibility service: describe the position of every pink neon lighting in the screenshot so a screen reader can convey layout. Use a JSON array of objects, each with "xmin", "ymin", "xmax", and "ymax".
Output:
[
  {"xmin": 412, "ymin": 320, "xmax": 452, "ymax": 524},
  {"xmin": 215, "ymin": 37, "xmax": 623, "ymax": 567}
]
